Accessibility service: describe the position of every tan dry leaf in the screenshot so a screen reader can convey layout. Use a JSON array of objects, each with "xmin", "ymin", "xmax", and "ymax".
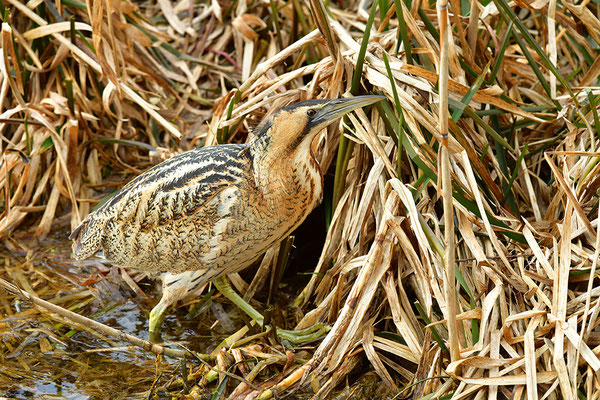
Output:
[
  {"xmin": 459, "ymin": 152, "xmax": 528, "ymax": 292},
  {"xmin": 22, "ymin": 22, "xmax": 92, "ymax": 41},
  {"xmin": 456, "ymin": 371, "xmax": 557, "ymax": 385},
  {"xmin": 238, "ymin": 30, "xmax": 319, "ymax": 94},
  {"xmin": 118, "ymin": 0, "xmax": 137, "ymax": 15},
  {"xmin": 548, "ymin": 313, "xmax": 600, "ymax": 371},
  {"xmin": 157, "ymin": 0, "xmax": 189, "ymax": 36},
  {"xmin": 381, "ymin": 274, "xmax": 422, "ymax": 359},
  {"xmin": 363, "ymin": 326, "xmax": 399, "ymax": 391},
  {"xmin": 514, "ymin": 0, "xmax": 549, "ymax": 9},
  {"xmin": 478, "ymin": 86, "xmax": 504, "ymax": 96},
  {"xmin": 107, "ymin": 0, "xmax": 122, "ymax": 12},
  {"xmin": 312, "ymin": 192, "xmax": 399, "ymax": 374},
  {"xmin": 428, "ymin": 308, "xmax": 483, "ymax": 327},
  {"xmin": 524, "ymin": 325, "xmax": 539, "ymax": 400},
  {"xmin": 401, "ymin": 64, "xmax": 545, "ymax": 123},
  {"xmin": 211, "ymin": 0, "xmax": 222, "ymax": 22},
  {"xmin": 452, "ymin": 355, "xmax": 521, "ymax": 370},
  {"xmin": 7, "ymin": 0, "xmax": 182, "ymax": 139},
  {"xmin": 544, "ymin": 153, "xmax": 595, "ymax": 236},
  {"xmin": 563, "ymin": 1, "xmax": 600, "ymax": 44},
  {"xmin": 39, "ymin": 336, "xmax": 52, "ymax": 353},
  {"xmin": 579, "ymin": 54, "xmax": 600, "ymax": 87},
  {"xmin": 34, "ymin": 183, "xmax": 60, "ymax": 239},
  {"xmin": 8, "ymin": 164, "xmax": 28, "ymax": 209},
  {"xmin": 372, "ymin": 334, "xmax": 419, "ymax": 364},
  {"xmin": 123, "ymin": 24, "xmax": 152, "ymax": 47},
  {"xmin": 531, "ymin": 0, "xmax": 550, "ymax": 8},
  {"xmin": 232, "ymin": 14, "xmax": 266, "ymax": 42},
  {"xmin": 1, "ymin": 25, "xmax": 24, "ymax": 102}
]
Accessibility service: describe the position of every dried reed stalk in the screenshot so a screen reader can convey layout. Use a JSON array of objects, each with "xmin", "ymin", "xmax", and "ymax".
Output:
[
  {"xmin": 437, "ymin": 0, "xmax": 460, "ymax": 370},
  {"xmin": 1, "ymin": 0, "xmax": 600, "ymax": 398}
]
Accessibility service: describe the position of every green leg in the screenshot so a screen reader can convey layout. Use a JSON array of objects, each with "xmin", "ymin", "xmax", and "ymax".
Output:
[
  {"xmin": 213, "ymin": 276, "xmax": 329, "ymax": 345},
  {"xmin": 213, "ymin": 276, "xmax": 264, "ymax": 324},
  {"xmin": 149, "ymin": 302, "xmax": 168, "ymax": 335}
]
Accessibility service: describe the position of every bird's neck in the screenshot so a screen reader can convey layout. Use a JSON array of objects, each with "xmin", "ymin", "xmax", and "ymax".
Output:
[{"xmin": 249, "ymin": 136, "xmax": 323, "ymax": 205}]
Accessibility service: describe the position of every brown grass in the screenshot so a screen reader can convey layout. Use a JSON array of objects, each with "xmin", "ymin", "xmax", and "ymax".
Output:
[{"xmin": 2, "ymin": 0, "xmax": 600, "ymax": 398}]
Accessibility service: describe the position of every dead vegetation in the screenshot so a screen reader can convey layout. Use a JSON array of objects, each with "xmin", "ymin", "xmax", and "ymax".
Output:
[{"xmin": 1, "ymin": 0, "xmax": 600, "ymax": 398}]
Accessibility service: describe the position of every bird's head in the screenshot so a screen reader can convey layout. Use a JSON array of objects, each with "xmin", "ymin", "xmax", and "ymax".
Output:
[{"xmin": 252, "ymin": 95, "xmax": 385, "ymax": 156}]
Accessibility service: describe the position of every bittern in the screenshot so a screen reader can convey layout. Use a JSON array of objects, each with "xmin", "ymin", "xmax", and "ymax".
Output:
[{"xmin": 70, "ymin": 95, "xmax": 384, "ymax": 342}]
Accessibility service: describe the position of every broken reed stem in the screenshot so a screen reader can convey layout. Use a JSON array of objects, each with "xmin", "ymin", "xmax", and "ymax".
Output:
[
  {"xmin": 307, "ymin": 0, "xmax": 339, "ymax": 62},
  {"xmin": 438, "ymin": 0, "xmax": 460, "ymax": 367},
  {"xmin": 0, "ymin": 277, "xmax": 213, "ymax": 361}
]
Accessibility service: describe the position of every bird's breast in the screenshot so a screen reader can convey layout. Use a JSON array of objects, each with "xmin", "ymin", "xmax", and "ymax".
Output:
[
  {"xmin": 256, "ymin": 153, "xmax": 323, "ymax": 233},
  {"xmin": 84, "ymin": 143, "xmax": 324, "ymax": 276}
]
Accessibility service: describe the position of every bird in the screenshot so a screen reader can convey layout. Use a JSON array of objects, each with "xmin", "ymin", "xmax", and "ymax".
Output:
[
  {"xmin": 149, "ymin": 270, "xmax": 208, "ymax": 333},
  {"xmin": 69, "ymin": 95, "xmax": 384, "ymax": 342}
]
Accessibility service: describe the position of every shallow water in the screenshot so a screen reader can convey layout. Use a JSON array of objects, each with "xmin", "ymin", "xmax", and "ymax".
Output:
[
  {"xmin": 0, "ymin": 229, "xmax": 236, "ymax": 399},
  {"xmin": 0, "ymin": 204, "xmax": 337, "ymax": 399}
]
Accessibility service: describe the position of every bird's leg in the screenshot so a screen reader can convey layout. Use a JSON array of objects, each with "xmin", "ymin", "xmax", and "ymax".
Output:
[
  {"xmin": 213, "ymin": 276, "xmax": 264, "ymax": 324},
  {"xmin": 213, "ymin": 276, "xmax": 329, "ymax": 345},
  {"xmin": 148, "ymin": 300, "xmax": 169, "ymax": 340}
]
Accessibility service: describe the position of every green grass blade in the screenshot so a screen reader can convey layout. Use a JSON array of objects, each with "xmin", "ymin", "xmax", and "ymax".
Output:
[
  {"xmin": 488, "ymin": 21, "xmax": 513, "ymax": 84},
  {"xmin": 417, "ymin": 6, "xmax": 439, "ymax": 41},
  {"xmin": 378, "ymin": 0, "xmax": 390, "ymax": 17},
  {"xmin": 350, "ymin": 1, "xmax": 378, "ymax": 95},
  {"xmin": 217, "ymin": 91, "xmax": 241, "ymax": 144},
  {"xmin": 393, "ymin": 0, "xmax": 413, "ymax": 63},
  {"xmin": 376, "ymin": 101, "xmax": 437, "ymax": 181},
  {"xmin": 62, "ymin": 0, "xmax": 87, "ymax": 9},
  {"xmin": 448, "ymin": 98, "xmax": 515, "ymax": 154},
  {"xmin": 587, "ymin": 89, "xmax": 600, "ymax": 144},
  {"xmin": 65, "ymin": 79, "xmax": 74, "ymax": 117},
  {"xmin": 452, "ymin": 61, "xmax": 490, "ymax": 122},
  {"xmin": 490, "ymin": 115, "xmax": 518, "ymax": 215},
  {"xmin": 269, "ymin": 0, "xmax": 284, "ymax": 50},
  {"xmin": 382, "ymin": 52, "xmax": 406, "ymax": 175},
  {"xmin": 308, "ymin": 0, "xmax": 339, "ymax": 61},
  {"xmin": 415, "ymin": 301, "xmax": 447, "ymax": 352},
  {"xmin": 504, "ymin": 142, "xmax": 528, "ymax": 204},
  {"xmin": 510, "ymin": 31, "xmax": 557, "ymax": 109},
  {"xmin": 333, "ymin": 0, "xmax": 378, "ymax": 208},
  {"xmin": 492, "ymin": 0, "xmax": 576, "ymax": 105}
]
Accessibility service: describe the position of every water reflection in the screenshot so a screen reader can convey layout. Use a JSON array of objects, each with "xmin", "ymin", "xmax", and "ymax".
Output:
[{"xmin": 0, "ymin": 229, "xmax": 227, "ymax": 398}]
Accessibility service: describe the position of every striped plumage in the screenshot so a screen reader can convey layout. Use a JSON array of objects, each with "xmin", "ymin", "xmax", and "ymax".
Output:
[
  {"xmin": 154, "ymin": 271, "xmax": 207, "ymax": 318},
  {"xmin": 70, "ymin": 96, "xmax": 384, "ymax": 336},
  {"xmin": 71, "ymin": 142, "xmax": 321, "ymax": 274}
]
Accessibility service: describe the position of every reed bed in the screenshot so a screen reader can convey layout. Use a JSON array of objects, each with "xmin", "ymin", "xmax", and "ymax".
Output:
[{"xmin": 1, "ymin": 0, "xmax": 600, "ymax": 398}]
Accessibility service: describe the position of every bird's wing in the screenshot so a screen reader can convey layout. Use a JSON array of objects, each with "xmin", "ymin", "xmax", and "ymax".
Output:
[{"xmin": 70, "ymin": 144, "xmax": 251, "ymax": 260}]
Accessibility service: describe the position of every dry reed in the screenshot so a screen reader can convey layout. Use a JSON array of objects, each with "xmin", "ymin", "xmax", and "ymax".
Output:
[{"xmin": 1, "ymin": 0, "xmax": 600, "ymax": 398}]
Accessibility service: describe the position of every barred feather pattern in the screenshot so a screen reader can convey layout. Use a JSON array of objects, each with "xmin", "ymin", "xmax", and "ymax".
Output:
[{"xmin": 70, "ymin": 140, "xmax": 323, "ymax": 278}]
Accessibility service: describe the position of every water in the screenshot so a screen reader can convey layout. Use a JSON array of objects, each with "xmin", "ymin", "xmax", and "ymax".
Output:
[
  {"xmin": 0, "ymin": 229, "xmax": 230, "ymax": 399},
  {"xmin": 0, "ymin": 211, "xmax": 332, "ymax": 399}
]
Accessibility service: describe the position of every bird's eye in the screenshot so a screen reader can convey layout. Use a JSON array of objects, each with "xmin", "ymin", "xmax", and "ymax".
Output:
[{"xmin": 306, "ymin": 109, "xmax": 316, "ymax": 117}]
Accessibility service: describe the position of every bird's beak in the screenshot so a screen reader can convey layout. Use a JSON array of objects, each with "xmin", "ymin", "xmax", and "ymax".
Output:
[{"xmin": 313, "ymin": 95, "xmax": 386, "ymax": 127}]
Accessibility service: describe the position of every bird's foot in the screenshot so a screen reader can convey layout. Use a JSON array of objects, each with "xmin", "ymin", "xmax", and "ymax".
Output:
[
  {"xmin": 213, "ymin": 276, "xmax": 330, "ymax": 345},
  {"xmin": 274, "ymin": 323, "xmax": 330, "ymax": 345},
  {"xmin": 146, "ymin": 277, "xmax": 331, "ymax": 345}
]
